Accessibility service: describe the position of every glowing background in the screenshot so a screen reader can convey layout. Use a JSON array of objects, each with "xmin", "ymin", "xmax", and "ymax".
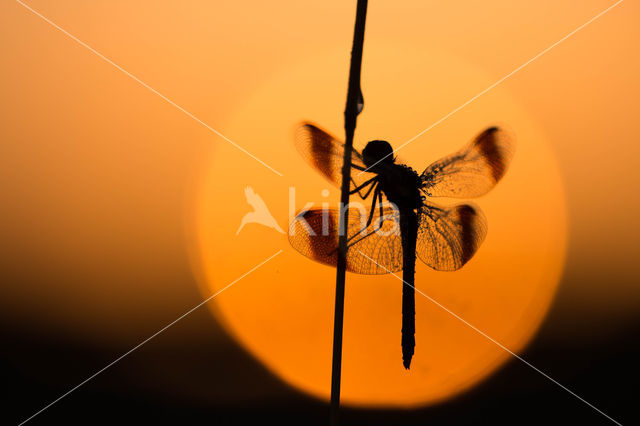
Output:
[{"xmin": 0, "ymin": 0, "xmax": 638, "ymax": 418}]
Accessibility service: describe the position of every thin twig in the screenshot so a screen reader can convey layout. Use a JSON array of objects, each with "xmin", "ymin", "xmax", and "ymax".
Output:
[{"xmin": 329, "ymin": 1, "xmax": 368, "ymax": 425}]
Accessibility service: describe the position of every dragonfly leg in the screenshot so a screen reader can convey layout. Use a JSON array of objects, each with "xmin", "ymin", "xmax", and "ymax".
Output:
[
  {"xmin": 328, "ymin": 188, "xmax": 385, "ymax": 256},
  {"xmin": 357, "ymin": 179, "xmax": 378, "ymax": 201},
  {"xmin": 362, "ymin": 186, "xmax": 380, "ymax": 229},
  {"xmin": 349, "ymin": 176, "xmax": 377, "ymax": 199},
  {"xmin": 346, "ymin": 186, "xmax": 379, "ymax": 244},
  {"xmin": 378, "ymin": 191, "xmax": 385, "ymax": 228},
  {"xmin": 346, "ymin": 188, "xmax": 390, "ymax": 248}
]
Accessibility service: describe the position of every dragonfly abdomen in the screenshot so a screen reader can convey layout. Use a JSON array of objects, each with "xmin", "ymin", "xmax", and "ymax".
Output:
[{"xmin": 399, "ymin": 208, "xmax": 418, "ymax": 369}]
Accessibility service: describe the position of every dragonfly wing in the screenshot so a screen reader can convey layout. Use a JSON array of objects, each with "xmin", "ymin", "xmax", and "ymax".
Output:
[
  {"xmin": 295, "ymin": 122, "xmax": 376, "ymax": 195},
  {"xmin": 421, "ymin": 127, "xmax": 514, "ymax": 198},
  {"xmin": 416, "ymin": 200, "xmax": 487, "ymax": 271},
  {"xmin": 288, "ymin": 206, "xmax": 403, "ymax": 274}
]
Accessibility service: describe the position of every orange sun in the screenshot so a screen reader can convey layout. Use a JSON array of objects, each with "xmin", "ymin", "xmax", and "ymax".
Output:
[{"xmin": 188, "ymin": 43, "xmax": 566, "ymax": 407}]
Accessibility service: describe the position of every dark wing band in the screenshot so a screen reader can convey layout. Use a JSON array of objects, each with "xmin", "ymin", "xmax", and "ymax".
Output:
[
  {"xmin": 421, "ymin": 127, "xmax": 514, "ymax": 198},
  {"xmin": 416, "ymin": 200, "xmax": 487, "ymax": 271},
  {"xmin": 295, "ymin": 122, "xmax": 374, "ymax": 193},
  {"xmin": 288, "ymin": 206, "xmax": 403, "ymax": 274}
]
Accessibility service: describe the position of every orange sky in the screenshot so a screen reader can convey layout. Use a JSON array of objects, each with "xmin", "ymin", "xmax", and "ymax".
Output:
[{"xmin": 1, "ymin": 0, "xmax": 639, "ymax": 405}]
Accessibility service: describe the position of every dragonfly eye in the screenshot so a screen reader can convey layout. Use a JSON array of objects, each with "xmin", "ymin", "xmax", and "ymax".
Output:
[{"xmin": 363, "ymin": 140, "xmax": 394, "ymax": 168}]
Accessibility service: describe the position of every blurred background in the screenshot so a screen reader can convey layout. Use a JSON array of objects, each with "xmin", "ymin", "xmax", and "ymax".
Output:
[{"xmin": 1, "ymin": 0, "xmax": 638, "ymax": 424}]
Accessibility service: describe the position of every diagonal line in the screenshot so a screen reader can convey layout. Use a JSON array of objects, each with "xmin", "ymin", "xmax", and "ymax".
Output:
[
  {"xmin": 15, "ymin": 0, "xmax": 283, "ymax": 177},
  {"xmin": 18, "ymin": 250, "xmax": 283, "ymax": 426},
  {"xmin": 359, "ymin": 0, "xmax": 625, "ymax": 175},
  {"xmin": 358, "ymin": 251, "xmax": 623, "ymax": 426}
]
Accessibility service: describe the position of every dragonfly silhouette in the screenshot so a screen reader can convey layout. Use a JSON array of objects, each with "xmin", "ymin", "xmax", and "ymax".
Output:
[{"xmin": 289, "ymin": 122, "xmax": 514, "ymax": 369}]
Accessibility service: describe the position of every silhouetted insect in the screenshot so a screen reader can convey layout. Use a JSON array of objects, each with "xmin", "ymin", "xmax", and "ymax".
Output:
[{"xmin": 289, "ymin": 123, "xmax": 514, "ymax": 369}]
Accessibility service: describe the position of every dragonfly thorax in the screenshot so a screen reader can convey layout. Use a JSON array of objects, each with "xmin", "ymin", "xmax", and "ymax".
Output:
[{"xmin": 378, "ymin": 163, "xmax": 424, "ymax": 211}]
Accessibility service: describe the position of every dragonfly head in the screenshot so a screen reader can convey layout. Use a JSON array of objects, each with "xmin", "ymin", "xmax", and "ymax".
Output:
[{"xmin": 363, "ymin": 140, "xmax": 394, "ymax": 171}]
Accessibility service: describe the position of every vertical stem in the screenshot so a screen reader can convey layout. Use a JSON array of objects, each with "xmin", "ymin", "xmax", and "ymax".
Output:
[{"xmin": 330, "ymin": 1, "xmax": 368, "ymax": 425}]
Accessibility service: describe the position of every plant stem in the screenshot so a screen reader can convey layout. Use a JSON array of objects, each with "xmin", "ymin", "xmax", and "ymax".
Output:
[{"xmin": 329, "ymin": 1, "xmax": 368, "ymax": 425}]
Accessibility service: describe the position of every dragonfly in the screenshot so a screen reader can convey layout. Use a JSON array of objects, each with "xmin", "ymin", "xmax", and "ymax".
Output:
[{"xmin": 289, "ymin": 122, "xmax": 514, "ymax": 369}]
